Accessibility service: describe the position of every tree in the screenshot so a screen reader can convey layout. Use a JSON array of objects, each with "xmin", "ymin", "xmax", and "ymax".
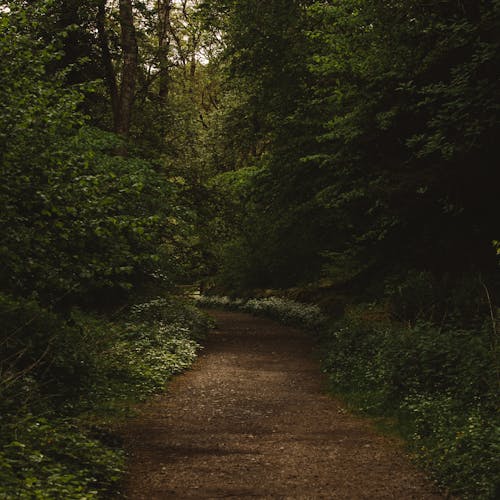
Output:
[
  {"xmin": 202, "ymin": 0, "xmax": 500, "ymax": 290},
  {"xmin": 158, "ymin": 0, "xmax": 173, "ymax": 99},
  {"xmin": 0, "ymin": 2, "xmax": 196, "ymax": 306},
  {"xmin": 115, "ymin": 0, "xmax": 138, "ymax": 137},
  {"xmin": 96, "ymin": 0, "xmax": 138, "ymax": 138}
]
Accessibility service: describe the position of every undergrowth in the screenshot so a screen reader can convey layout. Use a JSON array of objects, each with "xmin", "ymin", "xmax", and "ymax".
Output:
[
  {"xmin": 197, "ymin": 295, "xmax": 327, "ymax": 332},
  {"xmin": 0, "ymin": 294, "xmax": 211, "ymax": 499},
  {"xmin": 198, "ymin": 283, "xmax": 500, "ymax": 499},
  {"xmin": 322, "ymin": 310, "xmax": 499, "ymax": 499}
]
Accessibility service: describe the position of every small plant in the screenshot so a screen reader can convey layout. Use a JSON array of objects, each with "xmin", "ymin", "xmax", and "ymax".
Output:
[
  {"xmin": 196, "ymin": 295, "xmax": 327, "ymax": 331},
  {"xmin": 0, "ymin": 415, "xmax": 123, "ymax": 499},
  {"xmin": 196, "ymin": 295, "xmax": 242, "ymax": 310},
  {"xmin": 241, "ymin": 297, "xmax": 327, "ymax": 331},
  {"xmin": 403, "ymin": 394, "xmax": 500, "ymax": 499}
]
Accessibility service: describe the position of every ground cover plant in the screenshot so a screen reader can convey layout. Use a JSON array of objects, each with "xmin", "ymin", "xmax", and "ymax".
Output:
[
  {"xmin": 321, "ymin": 313, "xmax": 499, "ymax": 499},
  {"xmin": 320, "ymin": 272, "xmax": 500, "ymax": 499},
  {"xmin": 197, "ymin": 295, "xmax": 327, "ymax": 332},
  {"xmin": 0, "ymin": 296, "xmax": 211, "ymax": 499}
]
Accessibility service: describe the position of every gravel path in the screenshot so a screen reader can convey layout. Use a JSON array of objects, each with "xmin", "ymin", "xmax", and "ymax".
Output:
[{"xmin": 122, "ymin": 310, "xmax": 442, "ymax": 499}]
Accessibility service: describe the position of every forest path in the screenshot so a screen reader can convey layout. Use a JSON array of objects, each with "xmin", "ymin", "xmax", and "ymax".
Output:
[{"xmin": 122, "ymin": 310, "xmax": 442, "ymax": 499}]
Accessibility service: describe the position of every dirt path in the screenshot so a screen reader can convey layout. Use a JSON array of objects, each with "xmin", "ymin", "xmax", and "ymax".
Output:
[{"xmin": 122, "ymin": 310, "xmax": 442, "ymax": 499}]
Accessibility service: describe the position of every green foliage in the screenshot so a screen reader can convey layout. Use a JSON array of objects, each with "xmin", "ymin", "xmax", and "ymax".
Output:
[
  {"xmin": 322, "ymin": 313, "xmax": 497, "ymax": 407},
  {"xmin": 0, "ymin": 296, "xmax": 210, "ymax": 498},
  {"xmin": 0, "ymin": 7, "xmax": 198, "ymax": 303},
  {"xmin": 494, "ymin": 241, "xmax": 500, "ymax": 262},
  {"xmin": 302, "ymin": 0, "xmax": 500, "ymax": 276},
  {"xmin": 81, "ymin": 297, "xmax": 210, "ymax": 409},
  {"xmin": 241, "ymin": 297, "xmax": 327, "ymax": 331},
  {"xmin": 404, "ymin": 395, "xmax": 500, "ymax": 499},
  {"xmin": 0, "ymin": 294, "xmax": 210, "ymax": 414},
  {"xmin": 0, "ymin": 293, "xmax": 101, "ymax": 405},
  {"xmin": 1, "ymin": 121, "xmax": 194, "ymax": 302},
  {"xmin": 202, "ymin": 0, "xmax": 500, "ymax": 290},
  {"xmin": 320, "ymin": 289, "xmax": 499, "ymax": 498},
  {"xmin": 203, "ymin": 166, "xmax": 272, "ymax": 289},
  {"xmin": 197, "ymin": 295, "xmax": 327, "ymax": 332},
  {"xmin": 130, "ymin": 296, "xmax": 214, "ymax": 341},
  {"xmin": 385, "ymin": 271, "xmax": 492, "ymax": 327},
  {"xmin": 0, "ymin": 415, "xmax": 123, "ymax": 500}
]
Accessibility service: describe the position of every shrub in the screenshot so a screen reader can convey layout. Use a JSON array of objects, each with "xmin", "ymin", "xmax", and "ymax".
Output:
[
  {"xmin": 0, "ymin": 415, "xmax": 123, "ymax": 500},
  {"xmin": 320, "ymin": 303, "xmax": 499, "ymax": 498},
  {"xmin": 87, "ymin": 318, "xmax": 202, "ymax": 406},
  {"xmin": 130, "ymin": 296, "xmax": 213, "ymax": 341},
  {"xmin": 0, "ymin": 295, "xmax": 210, "ymax": 498},
  {"xmin": 0, "ymin": 293, "xmax": 102, "ymax": 405},
  {"xmin": 404, "ymin": 394, "xmax": 500, "ymax": 499},
  {"xmin": 196, "ymin": 295, "xmax": 241, "ymax": 310},
  {"xmin": 385, "ymin": 271, "xmax": 491, "ymax": 327},
  {"xmin": 0, "ymin": 9, "xmax": 195, "ymax": 305},
  {"xmin": 241, "ymin": 297, "xmax": 327, "ymax": 331}
]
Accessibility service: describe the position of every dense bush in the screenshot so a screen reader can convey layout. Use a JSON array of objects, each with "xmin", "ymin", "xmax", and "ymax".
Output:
[
  {"xmin": 404, "ymin": 394, "xmax": 499, "ymax": 500},
  {"xmin": 1, "ymin": 120, "xmax": 193, "ymax": 303},
  {"xmin": 196, "ymin": 294, "xmax": 242, "ymax": 310},
  {"xmin": 0, "ymin": 296, "xmax": 211, "ymax": 498},
  {"xmin": 320, "ymin": 296, "xmax": 499, "ymax": 498},
  {"xmin": 83, "ymin": 297, "xmax": 211, "ymax": 409},
  {"xmin": 241, "ymin": 297, "xmax": 327, "ymax": 331},
  {"xmin": 0, "ymin": 415, "xmax": 123, "ymax": 500},
  {"xmin": 0, "ymin": 7, "xmax": 196, "ymax": 305},
  {"xmin": 0, "ymin": 293, "xmax": 99, "ymax": 406}
]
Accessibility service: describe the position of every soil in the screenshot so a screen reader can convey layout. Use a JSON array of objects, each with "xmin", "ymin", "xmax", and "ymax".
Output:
[{"xmin": 122, "ymin": 310, "xmax": 443, "ymax": 499}]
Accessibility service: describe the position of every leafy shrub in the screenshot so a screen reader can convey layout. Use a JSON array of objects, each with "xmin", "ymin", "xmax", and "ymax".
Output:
[
  {"xmin": 1, "ymin": 123, "xmax": 193, "ymax": 303},
  {"xmin": 403, "ymin": 394, "xmax": 500, "ymax": 499},
  {"xmin": 0, "ymin": 293, "xmax": 102, "ymax": 405},
  {"xmin": 385, "ymin": 271, "xmax": 491, "ymax": 327},
  {"xmin": 196, "ymin": 295, "xmax": 245, "ymax": 311},
  {"xmin": 0, "ymin": 295, "xmax": 209, "ymax": 498},
  {"xmin": 55, "ymin": 297, "xmax": 211, "ymax": 414},
  {"xmin": 0, "ymin": 9, "xmax": 195, "ymax": 305},
  {"xmin": 0, "ymin": 415, "xmax": 123, "ymax": 500},
  {"xmin": 87, "ymin": 311, "xmax": 205, "ymax": 407},
  {"xmin": 321, "ymin": 317, "xmax": 393, "ymax": 412},
  {"xmin": 241, "ymin": 297, "xmax": 327, "ymax": 331},
  {"xmin": 320, "ymin": 303, "xmax": 499, "ymax": 498},
  {"xmin": 130, "ymin": 296, "xmax": 213, "ymax": 341},
  {"xmin": 385, "ymin": 271, "xmax": 441, "ymax": 323}
]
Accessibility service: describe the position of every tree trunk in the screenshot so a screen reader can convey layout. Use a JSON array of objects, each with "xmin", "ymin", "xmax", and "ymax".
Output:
[
  {"xmin": 158, "ymin": 0, "xmax": 172, "ymax": 99},
  {"xmin": 116, "ymin": 0, "xmax": 138, "ymax": 138},
  {"xmin": 96, "ymin": 0, "xmax": 119, "ymax": 126}
]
